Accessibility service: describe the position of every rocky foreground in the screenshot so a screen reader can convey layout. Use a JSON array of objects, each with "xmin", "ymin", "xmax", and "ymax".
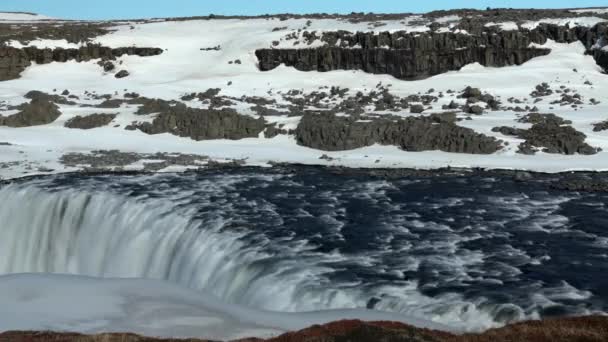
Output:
[{"xmin": 2, "ymin": 316, "xmax": 607, "ymax": 342}]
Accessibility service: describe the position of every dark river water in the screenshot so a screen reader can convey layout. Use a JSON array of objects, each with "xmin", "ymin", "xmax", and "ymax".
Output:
[{"xmin": 1, "ymin": 166, "xmax": 607, "ymax": 331}]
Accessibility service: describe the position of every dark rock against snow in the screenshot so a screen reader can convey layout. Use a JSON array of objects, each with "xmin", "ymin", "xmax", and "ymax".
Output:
[
  {"xmin": 24, "ymin": 90, "xmax": 76, "ymax": 105},
  {"xmin": 128, "ymin": 101, "xmax": 266, "ymax": 141},
  {"xmin": 0, "ymin": 45, "xmax": 162, "ymax": 81},
  {"xmin": 103, "ymin": 61, "xmax": 116, "ymax": 72},
  {"xmin": 593, "ymin": 120, "xmax": 608, "ymax": 132},
  {"xmin": 410, "ymin": 104, "xmax": 425, "ymax": 113},
  {"xmin": 295, "ymin": 112, "xmax": 501, "ymax": 153},
  {"xmin": 493, "ymin": 114, "xmax": 599, "ymax": 155},
  {"xmin": 114, "ymin": 70, "xmax": 130, "ymax": 78},
  {"xmin": 0, "ymin": 98, "xmax": 61, "ymax": 127},
  {"xmin": 517, "ymin": 112, "xmax": 572, "ymax": 125},
  {"xmin": 64, "ymin": 113, "xmax": 117, "ymax": 129},
  {"xmin": 256, "ymin": 23, "xmax": 608, "ymax": 79}
]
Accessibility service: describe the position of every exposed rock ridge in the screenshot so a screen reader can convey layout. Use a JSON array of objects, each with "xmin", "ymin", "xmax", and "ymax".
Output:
[
  {"xmin": 256, "ymin": 23, "xmax": 608, "ymax": 80},
  {"xmin": 492, "ymin": 113, "xmax": 600, "ymax": 155},
  {"xmin": 295, "ymin": 112, "xmax": 502, "ymax": 154},
  {"xmin": 0, "ymin": 97, "xmax": 61, "ymax": 127},
  {"xmin": 127, "ymin": 100, "xmax": 266, "ymax": 141},
  {"xmin": 0, "ymin": 45, "xmax": 163, "ymax": 81}
]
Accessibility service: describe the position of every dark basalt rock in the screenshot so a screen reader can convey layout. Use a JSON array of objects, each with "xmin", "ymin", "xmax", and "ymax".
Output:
[
  {"xmin": 256, "ymin": 23, "xmax": 608, "ymax": 79},
  {"xmin": 410, "ymin": 104, "xmax": 424, "ymax": 113},
  {"xmin": 593, "ymin": 120, "xmax": 608, "ymax": 132},
  {"xmin": 493, "ymin": 114, "xmax": 600, "ymax": 155},
  {"xmin": 103, "ymin": 61, "xmax": 116, "ymax": 72},
  {"xmin": 0, "ymin": 98, "xmax": 61, "ymax": 127},
  {"xmin": 0, "ymin": 45, "xmax": 163, "ymax": 81},
  {"xmin": 520, "ymin": 124, "xmax": 599, "ymax": 155},
  {"xmin": 518, "ymin": 112, "xmax": 572, "ymax": 125},
  {"xmin": 295, "ymin": 112, "xmax": 501, "ymax": 154},
  {"xmin": 97, "ymin": 99, "xmax": 125, "ymax": 108},
  {"xmin": 114, "ymin": 70, "xmax": 130, "ymax": 78},
  {"xmin": 65, "ymin": 113, "xmax": 117, "ymax": 129},
  {"xmin": 0, "ymin": 22, "xmax": 109, "ymax": 45},
  {"xmin": 24, "ymin": 90, "xmax": 76, "ymax": 105},
  {"xmin": 465, "ymin": 104, "xmax": 484, "ymax": 115},
  {"xmin": 129, "ymin": 101, "xmax": 266, "ymax": 141},
  {"xmin": 131, "ymin": 97, "xmax": 179, "ymax": 114}
]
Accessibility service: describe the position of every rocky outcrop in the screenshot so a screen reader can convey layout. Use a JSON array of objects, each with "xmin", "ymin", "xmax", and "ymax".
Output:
[
  {"xmin": 593, "ymin": 47, "xmax": 608, "ymax": 71},
  {"xmin": 256, "ymin": 23, "xmax": 608, "ymax": 79},
  {"xmin": 0, "ymin": 98, "xmax": 61, "ymax": 127},
  {"xmin": 65, "ymin": 113, "xmax": 117, "ymax": 129},
  {"xmin": 128, "ymin": 101, "xmax": 266, "ymax": 141},
  {"xmin": 296, "ymin": 112, "xmax": 501, "ymax": 154},
  {"xmin": 493, "ymin": 113, "xmax": 600, "ymax": 155},
  {"xmin": 593, "ymin": 120, "xmax": 608, "ymax": 132},
  {"xmin": 0, "ymin": 22, "xmax": 109, "ymax": 45},
  {"xmin": 0, "ymin": 45, "xmax": 163, "ymax": 81}
]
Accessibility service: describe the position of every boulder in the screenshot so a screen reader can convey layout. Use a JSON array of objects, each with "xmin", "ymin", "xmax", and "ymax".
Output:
[
  {"xmin": 114, "ymin": 70, "xmax": 130, "ymax": 78},
  {"xmin": 64, "ymin": 113, "xmax": 117, "ymax": 129},
  {"xmin": 0, "ymin": 98, "xmax": 61, "ymax": 127}
]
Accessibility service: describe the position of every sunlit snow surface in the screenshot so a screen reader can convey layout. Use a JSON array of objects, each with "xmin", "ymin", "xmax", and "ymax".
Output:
[{"xmin": 0, "ymin": 15, "xmax": 607, "ymax": 178}]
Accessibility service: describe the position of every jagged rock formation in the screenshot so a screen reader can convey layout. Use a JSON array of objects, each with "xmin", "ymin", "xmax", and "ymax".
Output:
[
  {"xmin": 593, "ymin": 120, "xmax": 608, "ymax": 132},
  {"xmin": 65, "ymin": 113, "xmax": 117, "ymax": 129},
  {"xmin": 296, "ymin": 112, "xmax": 501, "ymax": 154},
  {"xmin": 0, "ymin": 45, "xmax": 163, "ymax": 81},
  {"xmin": 128, "ymin": 100, "xmax": 266, "ymax": 140},
  {"xmin": 0, "ymin": 98, "xmax": 61, "ymax": 127},
  {"xmin": 493, "ymin": 113, "xmax": 600, "ymax": 155},
  {"xmin": 256, "ymin": 23, "xmax": 608, "ymax": 80}
]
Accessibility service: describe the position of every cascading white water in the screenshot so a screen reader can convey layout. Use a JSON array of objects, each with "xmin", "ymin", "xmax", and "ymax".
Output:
[
  {"xmin": 0, "ymin": 183, "xmax": 355, "ymax": 311},
  {"xmin": 0, "ymin": 183, "xmax": 298, "ymax": 306},
  {"xmin": 0, "ymin": 181, "xmax": 525, "ymax": 331}
]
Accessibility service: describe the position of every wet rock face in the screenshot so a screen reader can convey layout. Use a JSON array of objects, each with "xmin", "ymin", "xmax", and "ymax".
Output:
[
  {"xmin": 493, "ymin": 113, "xmax": 600, "ymax": 155},
  {"xmin": 65, "ymin": 113, "xmax": 117, "ymax": 129},
  {"xmin": 0, "ymin": 98, "xmax": 61, "ymax": 127},
  {"xmin": 256, "ymin": 23, "xmax": 608, "ymax": 79},
  {"xmin": 0, "ymin": 45, "xmax": 163, "ymax": 81},
  {"xmin": 129, "ymin": 101, "xmax": 266, "ymax": 141},
  {"xmin": 295, "ymin": 112, "xmax": 502, "ymax": 154}
]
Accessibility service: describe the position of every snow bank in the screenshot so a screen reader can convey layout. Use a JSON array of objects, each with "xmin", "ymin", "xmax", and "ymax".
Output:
[
  {"xmin": 0, "ymin": 12, "xmax": 54, "ymax": 22},
  {"xmin": 570, "ymin": 8, "xmax": 608, "ymax": 15}
]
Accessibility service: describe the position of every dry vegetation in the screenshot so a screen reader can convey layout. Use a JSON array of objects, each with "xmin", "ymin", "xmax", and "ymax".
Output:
[{"xmin": 2, "ymin": 316, "xmax": 608, "ymax": 342}]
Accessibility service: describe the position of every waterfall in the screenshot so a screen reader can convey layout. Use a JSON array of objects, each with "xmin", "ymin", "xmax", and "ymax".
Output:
[
  {"xmin": 0, "ymin": 181, "xmax": 522, "ymax": 330},
  {"xmin": 0, "ymin": 184, "xmax": 280, "ymax": 304}
]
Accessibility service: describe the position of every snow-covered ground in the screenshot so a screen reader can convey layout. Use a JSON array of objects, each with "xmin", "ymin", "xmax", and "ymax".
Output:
[
  {"xmin": 0, "ymin": 273, "xmax": 446, "ymax": 340},
  {"xmin": 0, "ymin": 14, "xmax": 607, "ymax": 179},
  {"xmin": 0, "ymin": 11, "xmax": 54, "ymax": 22},
  {"xmin": 571, "ymin": 8, "xmax": 608, "ymax": 15}
]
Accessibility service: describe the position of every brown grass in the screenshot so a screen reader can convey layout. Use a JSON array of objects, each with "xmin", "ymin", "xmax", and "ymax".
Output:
[
  {"xmin": 445, "ymin": 316, "xmax": 608, "ymax": 342},
  {"xmin": 2, "ymin": 316, "xmax": 608, "ymax": 342}
]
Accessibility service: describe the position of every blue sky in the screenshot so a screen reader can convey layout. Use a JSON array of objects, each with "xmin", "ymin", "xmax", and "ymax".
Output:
[{"xmin": 1, "ymin": 1, "xmax": 605, "ymax": 20}]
